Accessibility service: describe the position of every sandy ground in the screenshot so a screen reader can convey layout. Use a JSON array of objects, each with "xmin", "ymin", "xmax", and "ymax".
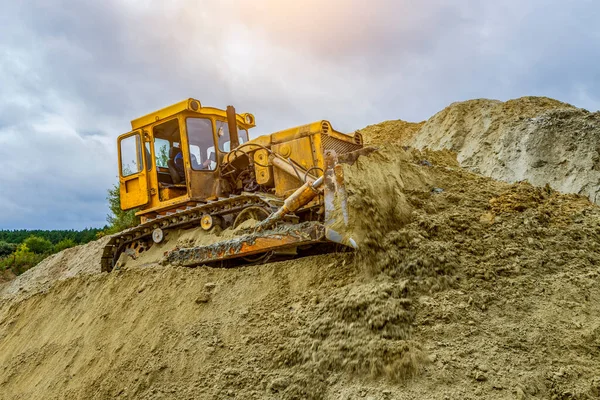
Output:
[
  {"xmin": 1, "ymin": 98, "xmax": 600, "ymax": 399},
  {"xmin": 404, "ymin": 97, "xmax": 600, "ymax": 204}
]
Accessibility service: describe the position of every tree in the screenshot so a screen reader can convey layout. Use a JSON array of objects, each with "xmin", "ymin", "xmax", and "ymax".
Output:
[
  {"xmin": 0, "ymin": 229, "xmax": 102, "ymax": 245},
  {"xmin": 54, "ymin": 239, "xmax": 77, "ymax": 253},
  {"xmin": 23, "ymin": 235, "xmax": 53, "ymax": 254},
  {"xmin": 0, "ymin": 243, "xmax": 44, "ymax": 275},
  {"xmin": 157, "ymin": 144, "xmax": 169, "ymax": 168},
  {"xmin": 0, "ymin": 241, "xmax": 16, "ymax": 257},
  {"xmin": 105, "ymin": 183, "xmax": 140, "ymax": 234}
]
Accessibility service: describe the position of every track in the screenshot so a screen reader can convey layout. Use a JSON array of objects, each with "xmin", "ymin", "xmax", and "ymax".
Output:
[{"xmin": 100, "ymin": 193, "xmax": 283, "ymax": 272}]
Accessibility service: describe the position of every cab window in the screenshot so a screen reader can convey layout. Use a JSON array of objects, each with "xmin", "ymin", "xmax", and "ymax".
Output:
[
  {"xmin": 238, "ymin": 128, "xmax": 249, "ymax": 144},
  {"xmin": 188, "ymin": 144, "xmax": 202, "ymax": 169},
  {"xmin": 120, "ymin": 134, "xmax": 143, "ymax": 177},
  {"xmin": 153, "ymin": 118, "xmax": 187, "ymax": 185},
  {"xmin": 186, "ymin": 118, "xmax": 215, "ymax": 171},
  {"xmin": 214, "ymin": 121, "xmax": 249, "ymax": 152},
  {"xmin": 215, "ymin": 120, "xmax": 230, "ymax": 152},
  {"xmin": 154, "ymin": 138, "xmax": 170, "ymax": 168}
]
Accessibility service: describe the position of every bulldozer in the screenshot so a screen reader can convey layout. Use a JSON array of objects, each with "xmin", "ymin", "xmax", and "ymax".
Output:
[{"xmin": 101, "ymin": 98, "xmax": 372, "ymax": 272}]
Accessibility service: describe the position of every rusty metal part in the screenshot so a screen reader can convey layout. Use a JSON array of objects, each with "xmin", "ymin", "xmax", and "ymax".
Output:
[
  {"xmin": 165, "ymin": 222, "xmax": 326, "ymax": 267},
  {"xmin": 152, "ymin": 228, "xmax": 164, "ymax": 244},
  {"xmin": 233, "ymin": 206, "xmax": 270, "ymax": 228},
  {"xmin": 101, "ymin": 193, "xmax": 282, "ymax": 272},
  {"xmin": 232, "ymin": 206, "xmax": 273, "ymax": 262},
  {"xmin": 255, "ymin": 176, "xmax": 324, "ymax": 231},
  {"xmin": 226, "ymin": 105, "xmax": 240, "ymax": 149}
]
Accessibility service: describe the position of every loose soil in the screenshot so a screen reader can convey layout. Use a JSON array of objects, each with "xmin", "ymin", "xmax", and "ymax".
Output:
[{"xmin": 358, "ymin": 120, "xmax": 425, "ymax": 146}]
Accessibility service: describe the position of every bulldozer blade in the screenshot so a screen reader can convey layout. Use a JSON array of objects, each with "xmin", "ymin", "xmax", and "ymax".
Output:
[
  {"xmin": 164, "ymin": 222, "xmax": 328, "ymax": 267},
  {"xmin": 322, "ymin": 149, "xmax": 358, "ymax": 248}
]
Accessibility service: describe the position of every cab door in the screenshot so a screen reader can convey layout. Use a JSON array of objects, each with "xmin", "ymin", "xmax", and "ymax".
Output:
[{"xmin": 118, "ymin": 130, "xmax": 150, "ymax": 210}]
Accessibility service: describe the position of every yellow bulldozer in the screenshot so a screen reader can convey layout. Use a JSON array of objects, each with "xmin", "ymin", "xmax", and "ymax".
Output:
[{"xmin": 101, "ymin": 98, "xmax": 372, "ymax": 272}]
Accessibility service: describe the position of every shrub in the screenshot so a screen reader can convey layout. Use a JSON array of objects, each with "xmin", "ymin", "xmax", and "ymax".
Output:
[
  {"xmin": 23, "ymin": 236, "xmax": 53, "ymax": 254},
  {"xmin": 0, "ymin": 244, "xmax": 45, "ymax": 275},
  {"xmin": 0, "ymin": 241, "xmax": 16, "ymax": 257}
]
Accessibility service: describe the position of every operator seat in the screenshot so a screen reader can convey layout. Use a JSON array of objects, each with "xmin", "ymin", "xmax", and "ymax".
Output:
[{"xmin": 167, "ymin": 147, "xmax": 182, "ymax": 184}]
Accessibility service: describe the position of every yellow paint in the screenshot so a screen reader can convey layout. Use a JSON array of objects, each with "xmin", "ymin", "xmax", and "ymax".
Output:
[
  {"xmin": 254, "ymin": 149, "xmax": 273, "ymax": 186},
  {"xmin": 130, "ymin": 98, "xmax": 256, "ymax": 131},
  {"xmin": 118, "ymin": 131, "xmax": 150, "ymax": 210}
]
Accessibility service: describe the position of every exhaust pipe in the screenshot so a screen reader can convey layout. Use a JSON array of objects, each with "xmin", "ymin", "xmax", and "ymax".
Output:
[{"xmin": 226, "ymin": 105, "xmax": 240, "ymax": 149}]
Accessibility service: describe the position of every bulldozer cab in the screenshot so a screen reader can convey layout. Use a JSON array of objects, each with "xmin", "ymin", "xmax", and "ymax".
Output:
[{"xmin": 117, "ymin": 99, "xmax": 254, "ymax": 220}]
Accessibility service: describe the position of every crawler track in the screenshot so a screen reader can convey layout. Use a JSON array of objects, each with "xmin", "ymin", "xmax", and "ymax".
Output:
[{"xmin": 101, "ymin": 193, "xmax": 282, "ymax": 272}]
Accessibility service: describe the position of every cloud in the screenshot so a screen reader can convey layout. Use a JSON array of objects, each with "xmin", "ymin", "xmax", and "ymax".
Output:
[{"xmin": 0, "ymin": 0, "xmax": 599, "ymax": 229}]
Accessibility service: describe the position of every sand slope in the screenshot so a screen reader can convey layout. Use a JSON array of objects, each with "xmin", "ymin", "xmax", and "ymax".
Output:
[
  {"xmin": 1, "ymin": 143, "xmax": 600, "ymax": 399},
  {"xmin": 383, "ymin": 97, "xmax": 600, "ymax": 204}
]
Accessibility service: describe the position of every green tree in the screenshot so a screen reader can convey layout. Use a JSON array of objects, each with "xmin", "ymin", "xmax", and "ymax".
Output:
[
  {"xmin": 54, "ymin": 239, "xmax": 77, "ymax": 253},
  {"xmin": 0, "ymin": 243, "xmax": 44, "ymax": 275},
  {"xmin": 157, "ymin": 143, "xmax": 169, "ymax": 168},
  {"xmin": 0, "ymin": 241, "xmax": 16, "ymax": 257},
  {"xmin": 23, "ymin": 235, "xmax": 53, "ymax": 254},
  {"xmin": 105, "ymin": 183, "xmax": 140, "ymax": 234},
  {"xmin": 0, "ymin": 229, "xmax": 103, "ymax": 245}
]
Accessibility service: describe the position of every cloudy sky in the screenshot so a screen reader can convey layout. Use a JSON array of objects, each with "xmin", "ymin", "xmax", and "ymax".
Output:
[{"xmin": 1, "ymin": 0, "xmax": 599, "ymax": 229}]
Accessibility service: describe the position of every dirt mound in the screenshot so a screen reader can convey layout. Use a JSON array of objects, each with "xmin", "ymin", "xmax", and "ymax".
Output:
[
  {"xmin": 0, "ymin": 236, "xmax": 109, "ymax": 305},
  {"xmin": 1, "ymin": 144, "xmax": 599, "ymax": 399},
  {"xmin": 407, "ymin": 96, "xmax": 600, "ymax": 204},
  {"xmin": 359, "ymin": 119, "xmax": 425, "ymax": 145}
]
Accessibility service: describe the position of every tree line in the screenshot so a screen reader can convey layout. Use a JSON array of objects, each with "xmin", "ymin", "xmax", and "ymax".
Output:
[
  {"xmin": 0, "ymin": 229, "xmax": 104, "ymax": 275},
  {"xmin": 0, "ymin": 228, "xmax": 103, "ymax": 246}
]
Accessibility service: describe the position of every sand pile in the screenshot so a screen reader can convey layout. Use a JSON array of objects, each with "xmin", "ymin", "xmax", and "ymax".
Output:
[
  {"xmin": 371, "ymin": 96, "xmax": 600, "ymax": 204},
  {"xmin": 358, "ymin": 120, "xmax": 425, "ymax": 145},
  {"xmin": 1, "ymin": 143, "xmax": 599, "ymax": 399},
  {"xmin": 0, "ymin": 236, "xmax": 109, "ymax": 305}
]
